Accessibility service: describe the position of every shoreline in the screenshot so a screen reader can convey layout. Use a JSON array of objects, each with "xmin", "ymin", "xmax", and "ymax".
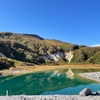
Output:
[
  {"xmin": 0, "ymin": 65, "xmax": 100, "ymax": 83},
  {"xmin": 0, "ymin": 64, "xmax": 100, "ymax": 76},
  {"xmin": 0, "ymin": 95, "xmax": 100, "ymax": 100},
  {"xmin": 79, "ymin": 72, "xmax": 100, "ymax": 83},
  {"xmin": 0, "ymin": 65, "xmax": 100, "ymax": 99}
]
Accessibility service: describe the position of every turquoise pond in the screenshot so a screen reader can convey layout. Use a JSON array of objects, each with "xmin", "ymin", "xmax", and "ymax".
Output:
[{"xmin": 0, "ymin": 69, "xmax": 100, "ymax": 95}]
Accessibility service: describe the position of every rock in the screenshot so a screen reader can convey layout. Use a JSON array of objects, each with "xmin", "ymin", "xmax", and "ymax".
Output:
[
  {"xmin": 54, "ymin": 52, "xmax": 62, "ymax": 59},
  {"xmin": 96, "ymin": 91, "xmax": 100, "ymax": 95},
  {"xmin": 42, "ymin": 56, "xmax": 49, "ymax": 61},
  {"xmin": 47, "ymin": 54, "xmax": 59, "ymax": 61},
  {"xmin": 65, "ymin": 51, "xmax": 73, "ymax": 63},
  {"xmin": 79, "ymin": 88, "xmax": 92, "ymax": 96},
  {"xmin": 41, "ymin": 51, "xmax": 73, "ymax": 62}
]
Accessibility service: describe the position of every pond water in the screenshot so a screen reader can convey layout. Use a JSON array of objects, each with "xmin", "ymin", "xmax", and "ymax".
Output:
[{"xmin": 0, "ymin": 69, "xmax": 100, "ymax": 95}]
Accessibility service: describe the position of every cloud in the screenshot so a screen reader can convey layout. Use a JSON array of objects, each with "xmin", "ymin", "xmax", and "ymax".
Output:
[{"xmin": 90, "ymin": 44, "xmax": 100, "ymax": 47}]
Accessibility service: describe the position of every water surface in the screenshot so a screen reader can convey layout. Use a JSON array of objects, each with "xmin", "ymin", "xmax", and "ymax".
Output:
[{"xmin": 0, "ymin": 69, "xmax": 100, "ymax": 95}]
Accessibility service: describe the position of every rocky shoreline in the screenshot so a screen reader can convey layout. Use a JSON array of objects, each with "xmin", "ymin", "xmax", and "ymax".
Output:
[
  {"xmin": 0, "ymin": 88, "xmax": 100, "ymax": 100},
  {"xmin": 0, "ymin": 95, "xmax": 100, "ymax": 100},
  {"xmin": 79, "ymin": 72, "xmax": 100, "ymax": 83}
]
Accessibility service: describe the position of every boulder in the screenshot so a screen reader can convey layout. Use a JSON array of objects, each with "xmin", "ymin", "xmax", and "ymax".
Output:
[
  {"xmin": 79, "ymin": 88, "xmax": 92, "ymax": 96},
  {"xmin": 96, "ymin": 91, "xmax": 100, "ymax": 95}
]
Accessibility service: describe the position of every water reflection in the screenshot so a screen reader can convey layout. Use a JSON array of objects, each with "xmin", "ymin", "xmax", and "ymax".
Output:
[{"xmin": 0, "ymin": 70, "xmax": 97, "ymax": 95}]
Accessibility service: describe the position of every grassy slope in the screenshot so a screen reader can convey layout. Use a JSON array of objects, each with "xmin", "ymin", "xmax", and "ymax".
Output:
[
  {"xmin": 71, "ymin": 46, "xmax": 100, "ymax": 63},
  {"xmin": 0, "ymin": 32, "xmax": 100, "ymax": 70}
]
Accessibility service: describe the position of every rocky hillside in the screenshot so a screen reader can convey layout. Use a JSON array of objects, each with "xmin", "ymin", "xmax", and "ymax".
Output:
[{"xmin": 0, "ymin": 32, "xmax": 100, "ymax": 69}]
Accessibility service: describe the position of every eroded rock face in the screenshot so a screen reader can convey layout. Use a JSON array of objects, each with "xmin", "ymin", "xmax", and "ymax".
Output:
[
  {"xmin": 42, "ymin": 56, "xmax": 49, "ymax": 61},
  {"xmin": 65, "ymin": 51, "xmax": 73, "ymax": 63},
  {"xmin": 54, "ymin": 52, "xmax": 64, "ymax": 59},
  {"xmin": 79, "ymin": 88, "xmax": 92, "ymax": 96},
  {"xmin": 47, "ymin": 54, "xmax": 59, "ymax": 61},
  {"xmin": 41, "ymin": 51, "xmax": 73, "ymax": 62}
]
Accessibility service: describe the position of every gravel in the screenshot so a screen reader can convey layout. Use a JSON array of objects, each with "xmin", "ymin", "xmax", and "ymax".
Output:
[
  {"xmin": 79, "ymin": 72, "xmax": 100, "ymax": 83},
  {"xmin": 0, "ymin": 95, "xmax": 100, "ymax": 100}
]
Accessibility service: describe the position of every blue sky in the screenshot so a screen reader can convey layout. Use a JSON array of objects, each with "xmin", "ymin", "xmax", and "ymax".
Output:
[{"xmin": 0, "ymin": 0, "xmax": 100, "ymax": 46}]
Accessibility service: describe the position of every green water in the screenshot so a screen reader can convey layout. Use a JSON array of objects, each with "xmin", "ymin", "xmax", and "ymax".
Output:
[{"xmin": 0, "ymin": 68, "xmax": 100, "ymax": 95}]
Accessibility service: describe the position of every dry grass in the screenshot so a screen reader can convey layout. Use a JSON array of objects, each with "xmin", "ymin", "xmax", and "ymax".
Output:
[{"xmin": 0, "ymin": 64, "xmax": 100, "ymax": 76}]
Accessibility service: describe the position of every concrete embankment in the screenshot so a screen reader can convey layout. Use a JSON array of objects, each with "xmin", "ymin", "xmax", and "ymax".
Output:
[{"xmin": 0, "ymin": 95, "xmax": 100, "ymax": 100}]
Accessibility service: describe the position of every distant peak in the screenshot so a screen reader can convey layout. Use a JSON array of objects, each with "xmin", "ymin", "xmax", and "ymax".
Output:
[{"xmin": 23, "ymin": 34, "xmax": 44, "ymax": 40}]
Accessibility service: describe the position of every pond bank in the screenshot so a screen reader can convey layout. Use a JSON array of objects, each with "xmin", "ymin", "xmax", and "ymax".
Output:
[
  {"xmin": 79, "ymin": 72, "xmax": 100, "ymax": 83},
  {"xmin": 0, "ymin": 64, "xmax": 100, "ymax": 76},
  {"xmin": 0, "ymin": 95, "xmax": 100, "ymax": 100}
]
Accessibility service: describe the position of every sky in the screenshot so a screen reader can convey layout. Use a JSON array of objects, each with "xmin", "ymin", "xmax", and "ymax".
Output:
[{"xmin": 0, "ymin": 0, "xmax": 100, "ymax": 46}]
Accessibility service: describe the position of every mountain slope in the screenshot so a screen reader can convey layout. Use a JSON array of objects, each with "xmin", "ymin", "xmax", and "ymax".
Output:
[
  {"xmin": 0, "ymin": 32, "xmax": 77, "ymax": 66},
  {"xmin": 71, "ymin": 47, "xmax": 100, "ymax": 63},
  {"xmin": 0, "ymin": 32, "xmax": 100, "ymax": 69}
]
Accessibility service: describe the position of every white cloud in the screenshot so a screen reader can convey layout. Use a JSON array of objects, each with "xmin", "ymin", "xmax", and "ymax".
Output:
[{"xmin": 90, "ymin": 44, "xmax": 100, "ymax": 47}]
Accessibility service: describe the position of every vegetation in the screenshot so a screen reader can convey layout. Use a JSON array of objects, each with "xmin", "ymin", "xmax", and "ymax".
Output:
[
  {"xmin": 0, "ymin": 58, "xmax": 14, "ymax": 70},
  {"xmin": 71, "ymin": 47, "xmax": 100, "ymax": 63},
  {"xmin": 87, "ymin": 51, "xmax": 100, "ymax": 64},
  {"xmin": 0, "ymin": 32, "xmax": 100, "ymax": 69}
]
